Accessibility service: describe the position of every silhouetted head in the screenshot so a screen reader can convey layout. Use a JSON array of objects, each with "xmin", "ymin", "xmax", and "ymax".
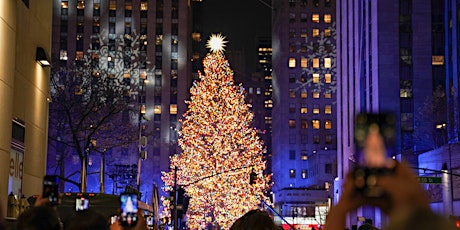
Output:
[
  {"xmin": 230, "ymin": 209, "xmax": 278, "ymax": 230},
  {"xmin": 63, "ymin": 208, "xmax": 109, "ymax": 230},
  {"xmin": 15, "ymin": 206, "xmax": 61, "ymax": 230}
]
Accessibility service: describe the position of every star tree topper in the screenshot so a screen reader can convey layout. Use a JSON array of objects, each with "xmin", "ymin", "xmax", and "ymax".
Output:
[{"xmin": 206, "ymin": 33, "xmax": 228, "ymax": 53}]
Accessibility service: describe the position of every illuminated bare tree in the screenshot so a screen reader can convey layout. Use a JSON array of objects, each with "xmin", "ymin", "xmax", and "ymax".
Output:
[{"xmin": 47, "ymin": 32, "xmax": 153, "ymax": 192}]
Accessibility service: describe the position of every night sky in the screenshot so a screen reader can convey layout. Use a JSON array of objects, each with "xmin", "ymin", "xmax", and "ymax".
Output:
[{"xmin": 200, "ymin": 0, "xmax": 272, "ymax": 79}]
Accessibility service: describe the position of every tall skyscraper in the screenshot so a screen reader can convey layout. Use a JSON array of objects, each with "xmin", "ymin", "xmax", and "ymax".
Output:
[
  {"xmin": 48, "ymin": 0, "xmax": 192, "ymax": 203},
  {"xmin": 336, "ymin": 0, "xmax": 459, "ymax": 227},
  {"xmin": 271, "ymin": 0, "xmax": 336, "ymax": 227}
]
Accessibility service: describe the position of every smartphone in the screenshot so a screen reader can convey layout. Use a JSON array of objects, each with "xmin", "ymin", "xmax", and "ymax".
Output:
[
  {"xmin": 354, "ymin": 112, "xmax": 396, "ymax": 166},
  {"xmin": 353, "ymin": 113, "xmax": 396, "ymax": 197},
  {"xmin": 43, "ymin": 175, "xmax": 59, "ymax": 205},
  {"xmin": 120, "ymin": 192, "xmax": 138, "ymax": 227},
  {"xmin": 75, "ymin": 193, "xmax": 89, "ymax": 211}
]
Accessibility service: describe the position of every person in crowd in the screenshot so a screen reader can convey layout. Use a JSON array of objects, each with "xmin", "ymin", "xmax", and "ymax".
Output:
[
  {"xmin": 63, "ymin": 207, "xmax": 110, "ymax": 230},
  {"xmin": 230, "ymin": 209, "xmax": 279, "ymax": 230},
  {"xmin": 110, "ymin": 210, "xmax": 147, "ymax": 230},
  {"xmin": 14, "ymin": 205, "xmax": 62, "ymax": 230},
  {"xmin": 324, "ymin": 121, "xmax": 456, "ymax": 230}
]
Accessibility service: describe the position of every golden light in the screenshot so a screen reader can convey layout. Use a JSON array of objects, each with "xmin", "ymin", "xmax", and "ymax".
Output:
[{"xmin": 206, "ymin": 33, "xmax": 227, "ymax": 53}]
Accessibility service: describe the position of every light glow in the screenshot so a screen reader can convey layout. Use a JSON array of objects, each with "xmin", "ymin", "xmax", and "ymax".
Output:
[
  {"xmin": 161, "ymin": 51, "xmax": 271, "ymax": 229},
  {"xmin": 206, "ymin": 33, "xmax": 227, "ymax": 53}
]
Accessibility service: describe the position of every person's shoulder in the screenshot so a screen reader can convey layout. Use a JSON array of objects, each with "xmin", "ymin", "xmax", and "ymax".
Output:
[{"xmin": 385, "ymin": 208, "xmax": 456, "ymax": 230}]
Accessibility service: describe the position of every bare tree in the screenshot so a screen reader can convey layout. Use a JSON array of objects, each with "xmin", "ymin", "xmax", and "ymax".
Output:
[
  {"xmin": 414, "ymin": 85, "xmax": 448, "ymax": 151},
  {"xmin": 48, "ymin": 32, "xmax": 153, "ymax": 192}
]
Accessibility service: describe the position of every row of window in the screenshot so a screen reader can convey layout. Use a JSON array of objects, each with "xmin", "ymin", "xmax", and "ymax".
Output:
[
  {"xmin": 288, "ymin": 134, "xmax": 333, "ymax": 144},
  {"xmin": 291, "ymin": 149, "xmax": 323, "ymax": 161},
  {"xmin": 289, "ymin": 13, "xmax": 332, "ymax": 24},
  {"xmin": 289, "ymin": 28, "xmax": 332, "ymax": 38},
  {"xmin": 289, "ymin": 104, "xmax": 332, "ymax": 114},
  {"xmin": 288, "ymin": 57, "xmax": 332, "ymax": 68},
  {"xmin": 288, "ymin": 0, "xmax": 332, "ymax": 8},
  {"xmin": 289, "ymin": 164, "xmax": 333, "ymax": 179},
  {"xmin": 289, "ymin": 90, "xmax": 333, "ymax": 99},
  {"xmin": 289, "ymin": 119, "xmax": 332, "ymax": 129}
]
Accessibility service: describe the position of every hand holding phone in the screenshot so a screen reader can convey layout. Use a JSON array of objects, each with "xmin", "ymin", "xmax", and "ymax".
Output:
[
  {"xmin": 120, "ymin": 192, "xmax": 138, "ymax": 227},
  {"xmin": 43, "ymin": 175, "xmax": 59, "ymax": 206},
  {"xmin": 353, "ymin": 113, "xmax": 396, "ymax": 197}
]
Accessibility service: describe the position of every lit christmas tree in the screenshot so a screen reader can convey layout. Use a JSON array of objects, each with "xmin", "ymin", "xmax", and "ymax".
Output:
[{"xmin": 162, "ymin": 34, "xmax": 271, "ymax": 229}]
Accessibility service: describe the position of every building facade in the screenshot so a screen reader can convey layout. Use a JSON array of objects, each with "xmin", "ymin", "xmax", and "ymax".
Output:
[
  {"xmin": 336, "ymin": 0, "xmax": 458, "ymax": 228},
  {"xmin": 0, "ymin": 0, "xmax": 52, "ymax": 215},
  {"xmin": 271, "ymin": 0, "xmax": 336, "ymax": 227},
  {"xmin": 48, "ymin": 0, "xmax": 193, "ymax": 204}
]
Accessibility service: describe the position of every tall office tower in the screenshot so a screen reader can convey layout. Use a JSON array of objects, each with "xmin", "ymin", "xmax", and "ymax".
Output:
[
  {"xmin": 0, "ymin": 0, "xmax": 52, "ymax": 214},
  {"xmin": 272, "ymin": 0, "xmax": 336, "ymax": 227},
  {"xmin": 48, "ymin": 0, "xmax": 192, "ymax": 203},
  {"xmin": 336, "ymin": 0, "xmax": 457, "ymax": 227},
  {"xmin": 255, "ymin": 37, "xmax": 273, "ymax": 174}
]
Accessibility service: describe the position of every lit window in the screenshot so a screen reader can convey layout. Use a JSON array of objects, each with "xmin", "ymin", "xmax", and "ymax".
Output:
[
  {"xmin": 154, "ymin": 105, "xmax": 161, "ymax": 114},
  {"xmin": 60, "ymin": 50, "xmax": 68, "ymax": 61},
  {"xmin": 192, "ymin": 32, "xmax": 201, "ymax": 42},
  {"xmin": 76, "ymin": 51, "xmax": 84, "ymax": 60},
  {"xmin": 289, "ymin": 58, "xmax": 296, "ymax": 68},
  {"xmin": 301, "ymin": 169, "xmax": 308, "ymax": 178},
  {"xmin": 313, "ymin": 91, "xmax": 320, "ymax": 98},
  {"xmin": 301, "ymin": 57, "xmax": 308, "ymax": 68},
  {"xmin": 300, "ymin": 104, "xmax": 308, "ymax": 114},
  {"xmin": 313, "ymin": 29, "xmax": 320, "ymax": 37},
  {"xmin": 301, "ymin": 89, "xmax": 307, "ymax": 98},
  {"xmin": 313, "ymin": 58, "xmax": 319, "ymax": 68},
  {"xmin": 313, "ymin": 74, "xmax": 320, "ymax": 83},
  {"xmin": 325, "ymin": 93, "xmax": 332, "ymax": 98},
  {"xmin": 289, "ymin": 90, "xmax": 296, "ymax": 98},
  {"xmin": 140, "ymin": 2, "xmax": 148, "ymax": 11},
  {"xmin": 324, "ymin": 14, "xmax": 332, "ymax": 23},
  {"xmin": 301, "ymin": 28, "xmax": 308, "ymax": 38},
  {"xmin": 312, "ymin": 13, "xmax": 320, "ymax": 23},
  {"xmin": 301, "ymin": 151, "xmax": 308, "ymax": 160},
  {"xmin": 125, "ymin": 2, "xmax": 133, "ymax": 10},
  {"xmin": 123, "ymin": 71, "xmax": 130, "ymax": 78},
  {"xmin": 170, "ymin": 104, "xmax": 177, "ymax": 114},
  {"xmin": 312, "ymin": 120, "xmax": 320, "ymax": 129},
  {"xmin": 325, "ymin": 120, "xmax": 332, "ymax": 129},
  {"xmin": 313, "ymin": 104, "xmax": 320, "ymax": 114},
  {"xmin": 289, "ymin": 119, "xmax": 296, "ymax": 128},
  {"xmin": 432, "ymin": 56, "xmax": 444, "ymax": 65},
  {"xmin": 109, "ymin": 1, "xmax": 116, "ymax": 10},
  {"xmin": 301, "ymin": 119, "xmax": 308, "ymax": 129},
  {"xmin": 324, "ymin": 58, "xmax": 331, "ymax": 68},
  {"xmin": 324, "ymin": 29, "xmax": 331, "ymax": 37},
  {"xmin": 289, "ymin": 169, "xmax": 296, "ymax": 178},
  {"xmin": 325, "ymin": 105, "xmax": 332, "ymax": 114},
  {"xmin": 61, "ymin": 1, "xmax": 69, "ymax": 8},
  {"xmin": 77, "ymin": 0, "xmax": 84, "ymax": 9},
  {"xmin": 325, "ymin": 74, "xmax": 332, "ymax": 83}
]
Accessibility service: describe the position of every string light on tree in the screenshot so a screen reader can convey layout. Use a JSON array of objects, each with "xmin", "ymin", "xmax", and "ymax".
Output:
[{"xmin": 162, "ymin": 34, "xmax": 271, "ymax": 230}]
